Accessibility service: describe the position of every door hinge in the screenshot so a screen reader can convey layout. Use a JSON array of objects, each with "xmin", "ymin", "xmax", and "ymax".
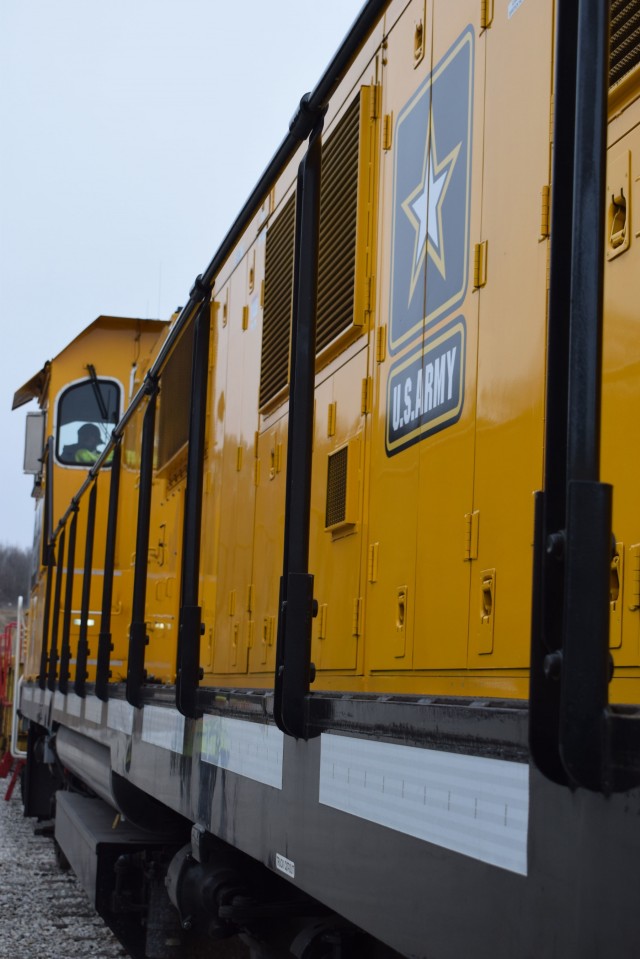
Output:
[
  {"xmin": 368, "ymin": 542, "xmax": 379, "ymax": 583},
  {"xmin": 327, "ymin": 402, "xmax": 337, "ymax": 438},
  {"xmin": 369, "ymin": 83, "xmax": 382, "ymax": 121},
  {"xmin": 318, "ymin": 603, "xmax": 328, "ymax": 641},
  {"xmin": 473, "ymin": 241, "xmax": 488, "ymax": 289},
  {"xmin": 540, "ymin": 185, "xmax": 551, "ymax": 238},
  {"xmin": 352, "ymin": 597, "xmax": 363, "ymax": 637},
  {"xmin": 383, "ymin": 113, "xmax": 393, "ymax": 151},
  {"xmin": 481, "ymin": 0, "xmax": 494, "ymax": 29},
  {"xmin": 464, "ymin": 510, "xmax": 480, "ymax": 561},
  {"xmin": 361, "ymin": 376, "xmax": 373, "ymax": 415},
  {"xmin": 376, "ymin": 325, "xmax": 387, "ymax": 363}
]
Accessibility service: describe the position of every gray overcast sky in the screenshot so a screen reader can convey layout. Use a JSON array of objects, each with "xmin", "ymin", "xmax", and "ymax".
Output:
[{"xmin": 0, "ymin": 0, "xmax": 366, "ymax": 549}]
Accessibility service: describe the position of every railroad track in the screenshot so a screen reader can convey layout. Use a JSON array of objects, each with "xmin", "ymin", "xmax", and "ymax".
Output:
[{"xmin": 0, "ymin": 788, "xmax": 128, "ymax": 959}]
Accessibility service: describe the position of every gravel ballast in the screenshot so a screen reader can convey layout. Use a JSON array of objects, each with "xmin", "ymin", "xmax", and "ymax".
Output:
[{"xmin": 0, "ymin": 783, "xmax": 128, "ymax": 959}]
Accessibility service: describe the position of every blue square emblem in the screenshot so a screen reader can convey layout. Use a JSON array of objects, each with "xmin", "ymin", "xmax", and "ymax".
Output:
[{"xmin": 389, "ymin": 28, "xmax": 474, "ymax": 353}]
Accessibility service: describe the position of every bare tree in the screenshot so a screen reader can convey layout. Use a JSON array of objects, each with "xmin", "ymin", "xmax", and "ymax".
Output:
[{"xmin": 0, "ymin": 544, "xmax": 31, "ymax": 605}]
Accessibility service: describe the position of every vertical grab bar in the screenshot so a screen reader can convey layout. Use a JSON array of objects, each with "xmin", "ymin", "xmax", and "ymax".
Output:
[
  {"xmin": 96, "ymin": 442, "xmax": 122, "ymax": 701},
  {"xmin": 530, "ymin": 0, "xmax": 613, "ymax": 793},
  {"xmin": 126, "ymin": 383, "xmax": 158, "ymax": 708},
  {"xmin": 58, "ymin": 508, "xmax": 78, "ymax": 695},
  {"xmin": 177, "ymin": 297, "xmax": 211, "ymax": 719},
  {"xmin": 274, "ymin": 117, "xmax": 324, "ymax": 740},
  {"xmin": 47, "ymin": 526, "xmax": 66, "ymax": 691},
  {"xmin": 75, "ymin": 481, "xmax": 98, "ymax": 698}
]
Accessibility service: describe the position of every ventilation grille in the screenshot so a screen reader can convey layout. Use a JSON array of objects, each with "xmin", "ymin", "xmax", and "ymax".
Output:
[
  {"xmin": 260, "ymin": 93, "xmax": 363, "ymax": 409},
  {"xmin": 317, "ymin": 93, "xmax": 361, "ymax": 353},
  {"xmin": 157, "ymin": 320, "xmax": 195, "ymax": 468},
  {"xmin": 260, "ymin": 193, "xmax": 296, "ymax": 408},
  {"xmin": 610, "ymin": 0, "xmax": 640, "ymax": 86},
  {"xmin": 325, "ymin": 446, "xmax": 348, "ymax": 528}
]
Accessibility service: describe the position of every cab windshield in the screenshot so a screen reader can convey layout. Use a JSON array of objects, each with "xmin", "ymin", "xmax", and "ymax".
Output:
[{"xmin": 56, "ymin": 379, "xmax": 120, "ymax": 466}]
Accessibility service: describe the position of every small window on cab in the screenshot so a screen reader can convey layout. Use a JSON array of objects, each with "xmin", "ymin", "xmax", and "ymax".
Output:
[{"xmin": 56, "ymin": 379, "xmax": 121, "ymax": 467}]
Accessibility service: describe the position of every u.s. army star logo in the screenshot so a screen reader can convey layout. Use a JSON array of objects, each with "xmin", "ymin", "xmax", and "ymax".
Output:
[{"xmin": 389, "ymin": 28, "xmax": 474, "ymax": 354}]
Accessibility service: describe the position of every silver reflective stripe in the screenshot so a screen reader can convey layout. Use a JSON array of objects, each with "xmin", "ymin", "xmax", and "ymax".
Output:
[
  {"xmin": 107, "ymin": 699, "xmax": 135, "ymax": 734},
  {"xmin": 142, "ymin": 705, "xmax": 185, "ymax": 753},
  {"xmin": 201, "ymin": 715, "xmax": 284, "ymax": 790},
  {"xmin": 319, "ymin": 733, "xmax": 529, "ymax": 876}
]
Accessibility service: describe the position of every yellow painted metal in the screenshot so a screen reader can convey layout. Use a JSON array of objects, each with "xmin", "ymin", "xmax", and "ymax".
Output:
[
  {"xmin": 18, "ymin": 1, "xmax": 640, "ymax": 709},
  {"xmin": 467, "ymin": 0, "xmax": 552, "ymax": 670},
  {"xmin": 602, "ymin": 89, "xmax": 640, "ymax": 682},
  {"xmin": 200, "ymin": 298, "xmax": 225, "ymax": 674},
  {"xmin": 20, "ymin": 317, "xmax": 167, "ymax": 686},
  {"xmin": 249, "ymin": 414, "xmax": 287, "ymax": 676},
  {"xmin": 208, "ymin": 250, "xmax": 262, "ymax": 678},
  {"xmin": 309, "ymin": 350, "xmax": 368, "ymax": 673}
]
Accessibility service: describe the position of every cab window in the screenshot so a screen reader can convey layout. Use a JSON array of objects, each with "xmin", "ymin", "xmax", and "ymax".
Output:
[{"xmin": 56, "ymin": 379, "xmax": 120, "ymax": 466}]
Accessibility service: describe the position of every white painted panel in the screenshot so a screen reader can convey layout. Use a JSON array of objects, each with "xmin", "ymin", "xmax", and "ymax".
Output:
[
  {"xmin": 107, "ymin": 698, "xmax": 135, "ymax": 734},
  {"xmin": 84, "ymin": 696, "xmax": 104, "ymax": 724},
  {"xmin": 201, "ymin": 716, "xmax": 283, "ymax": 790},
  {"xmin": 66, "ymin": 694, "xmax": 82, "ymax": 716},
  {"xmin": 142, "ymin": 705, "xmax": 185, "ymax": 753},
  {"xmin": 319, "ymin": 733, "xmax": 529, "ymax": 875}
]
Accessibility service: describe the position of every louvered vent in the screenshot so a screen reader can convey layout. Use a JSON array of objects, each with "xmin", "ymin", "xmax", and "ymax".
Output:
[
  {"xmin": 325, "ymin": 446, "xmax": 349, "ymax": 528},
  {"xmin": 157, "ymin": 320, "xmax": 195, "ymax": 468},
  {"xmin": 610, "ymin": 0, "xmax": 640, "ymax": 86},
  {"xmin": 260, "ymin": 193, "xmax": 296, "ymax": 408},
  {"xmin": 317, "ymin": 93, "xmax": 361, "ymax": 353}
]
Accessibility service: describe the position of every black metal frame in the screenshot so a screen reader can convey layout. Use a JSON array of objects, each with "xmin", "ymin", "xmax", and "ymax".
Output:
[
  {"xmin": 47, "ymin": 526, "xmax": 66, "ymax": 692},
  {"xmin": 37, "ymin": 547, "xmax": 55, "ymax": 691},
  {"xmin": 529, "ymin": 0, "xmax": 640, "ymax": 793},
  {"xmin": 75, "ymin": 481, "xmax": 98, "ymax": 698},
  {"xmin": 38, "ymin": 437, "xmax": 56, "ymax": 690},
  {"xmin": 126, "ymin": 383, "xmax": 159, "ymax": 708},
  {"xmin": 58, "ymin": 508, "xmax": 78, "ymax": 695},
  {"xmin": 42, "ymin": 435, "xmax": 54, "ymax": 567},
  {"xmin": 96, "ymin": 442, "xmax": 122, "ymax": 701},
  {"xmin": 274, "ymin": 120, "xmax": 324, "ymax": 740},
  {"xmin": 176, "ymin": 299, "xmax": 211, "ymax": 719}
]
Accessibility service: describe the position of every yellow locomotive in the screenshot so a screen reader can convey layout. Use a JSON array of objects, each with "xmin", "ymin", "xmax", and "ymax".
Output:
[{"xmin": 12, "ymin": 1, "xmax": 640, "ymax": 956}]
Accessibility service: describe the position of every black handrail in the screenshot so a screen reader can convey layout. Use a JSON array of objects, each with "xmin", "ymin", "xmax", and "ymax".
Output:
[
  {"xmin": 58, "ymin": 508, "xmax": 78, "ymax": 695},
  {"xmin": 75, "ymin": 481, "xmax": 98, "ymax": 698},
  {"xmin": 176, "ymin": 301, "xmax": 210, "ymax": 719},
  {"xmin": 37, "ymin": 550, "xmax": 54, "ymax": 691},
  {"xmin": 47, "ymin": 526, "xmax": 66, "ymax": 692},
  {"xmin": 96, "ymin": 441, "xmax": 122, "ymax": 701},
  {"xmin": 274, "ymin": 118, "xmax": 324, "ymax": 740},
  {"xmin": 529, "ymin": 0, "xmax": 626, "ymax": 793},
  {"xmin": 557, "ymin": 0, "xmax": 612, "ymax": 791},
  {"xmin": 529, "ymin": 0, "xmax": 580, "ymax": 787},
  {"xmin": 42, "ymin": 436, "xmax": 54, "ymax": 567},
  {"xmin": 126, "ymin": 384, "xmax": 158, "ymax": 708}
]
